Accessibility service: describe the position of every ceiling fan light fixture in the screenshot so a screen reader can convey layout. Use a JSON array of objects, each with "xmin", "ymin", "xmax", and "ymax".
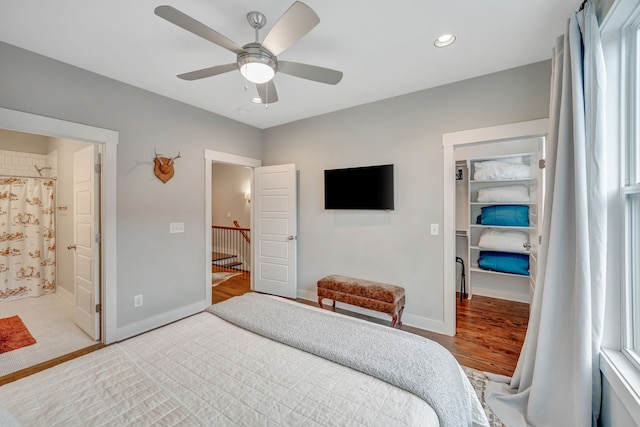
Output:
[
  {"xmin": 434, "ymin": 33, "xmax": 456, "ymax": 48},
  {"xmin": 238, "ymin": 45, "xmax": 277, "ymax": 84},
  {"xmin": 240, "ymin": 62, "xmax": 275, "ymax": 84}
]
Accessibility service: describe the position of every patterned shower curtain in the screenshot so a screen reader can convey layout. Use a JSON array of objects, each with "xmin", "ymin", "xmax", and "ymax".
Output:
[{"xmin": 0, "ymin": 177, "xmax": 56, "ymax": 302}]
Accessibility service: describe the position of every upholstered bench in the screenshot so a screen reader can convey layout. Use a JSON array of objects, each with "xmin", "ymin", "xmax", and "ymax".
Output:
[{"xmin": 317, "ymin": 275, "xmax": 405, "ymax": 327}]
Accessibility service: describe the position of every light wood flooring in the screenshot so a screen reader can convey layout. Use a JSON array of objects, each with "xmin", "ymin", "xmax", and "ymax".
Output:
[
  {"xmin": 0, "ymin": 343, "xmax": 104, "ymax": 386},
  {"xmin": 213, "ymin": 270, "xmax": 529, "ymax": 376},
  {"xmin": 1, "ymin": 268, "xmax": 528, "ymax": 385},
  {"xmin": 212, "ymin": 267, "xmax": 251, "ymax": 304}
]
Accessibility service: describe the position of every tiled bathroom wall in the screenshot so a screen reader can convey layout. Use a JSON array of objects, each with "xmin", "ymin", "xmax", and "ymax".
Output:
[{"xmin": 0, "ymin": 150, "xmax": 55, "ymax": 177}]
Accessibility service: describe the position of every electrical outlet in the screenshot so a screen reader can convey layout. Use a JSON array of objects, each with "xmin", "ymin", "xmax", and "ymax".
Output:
[
  {"xmin": 134, "ymin": 294, "xmax": 143, "ymax": 308},
  {"xmin": 430, "ymin": 223, "xmax": 440, "ymax": 235},
  {"xmin": 169, "ymin": 222, "xmax": 184, "ymax": 233}
]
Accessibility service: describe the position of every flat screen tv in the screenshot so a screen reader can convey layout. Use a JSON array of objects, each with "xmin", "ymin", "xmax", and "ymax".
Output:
[{"xmin": 324, "ymin": 164, "xmax": 394, "ymax": 210}]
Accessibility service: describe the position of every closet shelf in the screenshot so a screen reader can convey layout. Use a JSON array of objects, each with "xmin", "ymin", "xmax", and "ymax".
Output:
[
  {"xmin": 470, "ymin": 224, "xmax": 531, "ymax": 230},
  {"xmin": 469, "ymin": 178, "xmax": 535, "ymax": 184},
  {"xmin": 469, "ymin": 245, "xmax": 530, "ymax": 255},
  {"xmin": 470, "ymin": 265, "xmax": 530, "ymax": 278},
  {"xmin": 470, "ymin": 202, "xmax": 532, "ymax": 206}
]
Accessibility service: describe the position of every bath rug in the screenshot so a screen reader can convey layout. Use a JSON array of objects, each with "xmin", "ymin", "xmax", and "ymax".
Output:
[{"xmin": 0, "ymin": 315, "xmax": 36, "ymax": 354}]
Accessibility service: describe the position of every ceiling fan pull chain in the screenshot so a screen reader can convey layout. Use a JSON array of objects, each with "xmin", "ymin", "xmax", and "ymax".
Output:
[{"xmin": 265, "ymin": 83, "xmax": 269, "ymax": 109}]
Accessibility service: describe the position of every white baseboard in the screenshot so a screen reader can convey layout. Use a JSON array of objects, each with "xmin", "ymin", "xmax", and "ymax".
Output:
[
  {"xmin": 56, "ymin": 286, "xmax": 74, "ymax": 305},
  {"xmin": 116, "ymin": 300, "xmax": 208, "ymax": 341},
  {"xmin": 298, "ymin": 289, "xmax": 449, "ymax": 335}
]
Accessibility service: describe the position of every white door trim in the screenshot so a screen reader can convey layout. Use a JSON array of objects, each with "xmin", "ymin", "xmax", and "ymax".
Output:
[
  {"xmin": 0, "ymin": 107, "xmax": 118, "ymax": 344},
  {"xmin": 441, "ymin": 118, "xmax": 548, "ymax": 336},
  {"xmin": 204, "ymin": 149, "xmax": 261, "ymax": 304}
]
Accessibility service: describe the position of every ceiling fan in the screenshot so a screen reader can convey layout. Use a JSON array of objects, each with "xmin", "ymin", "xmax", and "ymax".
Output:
[{"xmin": 154, "ymin": 2, "xmax": 343, "ymax": 104}]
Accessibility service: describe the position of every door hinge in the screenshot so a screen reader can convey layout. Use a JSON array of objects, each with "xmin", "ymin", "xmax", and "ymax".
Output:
[
  {"xmin": 95, "ymin": 234, "xmax": 101, "ymax": 244},
  {"xmin": 95, "ymin": 163, "xmax": 102, "ymax": 173},
  {"xmin": 538, "ymin": 159, "xmax": 546, "ymax": 169},
  {"xmin": 95, "ymin": 303, "xmax": 101, "ymax": 313},
  {"xmin": 539, "ymin": 235, "xmax": 543, "ymax": 244}
]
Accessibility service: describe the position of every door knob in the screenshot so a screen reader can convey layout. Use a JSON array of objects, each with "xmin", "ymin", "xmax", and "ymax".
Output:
[
  {"xmin": 67, "ymin": 244, "xmax": 77, "ymax": 250},
  {"xmin": 287, "ymin": 235, "xmax": 297, "ymax": 240}
]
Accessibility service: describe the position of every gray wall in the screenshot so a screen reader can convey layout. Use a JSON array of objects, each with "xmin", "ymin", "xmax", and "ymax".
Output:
[
  {"xmin": 211, "ymin": 163, "xmax": 251, "ymax": 228},
  {"xmin": 0, "ymin": 38, "xmax": 549, "ymax": 332},
  {"xmin": 0, "ymin": 41, "xmax": 262, "ymax": 330},
  {"xmin": 262, "ymin": 61, "xmax": 551, "ymax": 327}
]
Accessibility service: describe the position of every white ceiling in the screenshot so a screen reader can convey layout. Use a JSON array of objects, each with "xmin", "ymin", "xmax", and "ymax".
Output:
[{"xmin": 0, "ymin": 1, "xmax": 578, "ymax": 129}]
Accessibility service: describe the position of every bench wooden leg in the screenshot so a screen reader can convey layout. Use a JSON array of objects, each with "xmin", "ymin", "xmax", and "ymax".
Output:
[
  {"xmin": 390, "ymin": 306, "xmax": 405, "ymax": 327},
  {"xmin": 318, "ymin": 298, "xmax": 337, "ymax": 309}
]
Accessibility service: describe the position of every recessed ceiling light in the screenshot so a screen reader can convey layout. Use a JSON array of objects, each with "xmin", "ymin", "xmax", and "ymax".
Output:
[
  {"xmin": 250, "ymin": 97, "xmax": 262, "ymax": 104},
  {"xmin": 434, "ymin": 33, "xmax": 456, "ymax": 48}
]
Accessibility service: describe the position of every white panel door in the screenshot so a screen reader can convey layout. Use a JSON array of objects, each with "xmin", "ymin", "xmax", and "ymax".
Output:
[
  {"xmin": 254, "ymin": 164, "xmax": 297, "ymax": 298},
  {"xmin": 73, "ymin": 145, "xmax": 100, "ymax": 340}
]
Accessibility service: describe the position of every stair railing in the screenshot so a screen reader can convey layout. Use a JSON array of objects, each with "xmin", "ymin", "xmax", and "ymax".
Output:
[
  {"xmin": 212, "ymin": 224, "xmax": 251, "ymax": 275},
  {"xmin": 233, "ymin": 220, "xmax": 251, "ymax": 243}
]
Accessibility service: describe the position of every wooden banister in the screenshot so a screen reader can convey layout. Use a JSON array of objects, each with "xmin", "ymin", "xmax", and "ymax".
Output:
[
  {"xmin": 233, "ymin": 221, "xmax": 251, "ymax": 244},
  {"xmin": 212, "ymin": 225, "xmax": 249, "ymax": 232}
]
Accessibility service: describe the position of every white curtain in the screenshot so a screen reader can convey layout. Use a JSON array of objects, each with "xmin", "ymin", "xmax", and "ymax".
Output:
[
  {"xmin": 0, "ymin": 177, "xmax": 56, "ymax": 302},
  {"xmin": 485, "ymin": 2, "xmax": 607, "ymax": 426}
]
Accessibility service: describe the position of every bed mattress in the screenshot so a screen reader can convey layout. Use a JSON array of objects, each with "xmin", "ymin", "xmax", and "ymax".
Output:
[{"xmin": 0, "ymin": 312, "xmax": 441, "ymax": 426}]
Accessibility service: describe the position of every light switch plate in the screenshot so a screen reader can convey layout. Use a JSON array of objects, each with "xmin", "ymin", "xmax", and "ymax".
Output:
[
  {"xmin": 430, "ymin": 223, "xmax": 440, "ymax": 235},
  {"xmin": 169, "ymin": 222, "xmax": 184, "ymax": 233}
]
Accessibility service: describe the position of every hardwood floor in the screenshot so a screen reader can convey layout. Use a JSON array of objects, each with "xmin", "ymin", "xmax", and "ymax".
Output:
[
  {"xmin": 0, "ymin": 343, "xmax": 104, "ymax": 386},
  {"xmin": 213, "ymin": 271, "xmax": 528, "ymax": 376},
  {"xmin": 2, "ymin": 269, "xmax": 527, "ymax": 385},
  {"xmin": 212, "ymin": 266, "xmax": 252, "ymax": 304},
  {"xmin": 451, "ymin": 294, "xmax": 529, "ymax": 375}
]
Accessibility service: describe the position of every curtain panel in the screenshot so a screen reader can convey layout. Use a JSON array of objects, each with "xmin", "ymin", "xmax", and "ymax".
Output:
[
  {"xmin": 486, "ymin": 2, "xmax": 607, "ymax": 426},
  {"xmin": 0, "ymin": 177, "xmax": 56, "ymax": 302}
]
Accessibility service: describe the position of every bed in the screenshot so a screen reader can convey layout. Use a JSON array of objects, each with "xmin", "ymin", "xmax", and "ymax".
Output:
[{"xmin": 0, "ymin": 294, "xmax": 489, "ymax": 426}]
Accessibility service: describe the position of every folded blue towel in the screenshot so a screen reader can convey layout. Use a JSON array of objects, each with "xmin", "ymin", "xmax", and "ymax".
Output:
[
  {"xmin": 480, "ymin": 205, "xmax": 529, "ymax": 227},
  {"xmin": 478, "ymin": 251, "xmax": 529, "ymax": 275}
]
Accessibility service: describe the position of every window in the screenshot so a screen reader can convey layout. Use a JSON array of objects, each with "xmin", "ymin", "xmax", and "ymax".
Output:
[
  {"xmin": 622, "ymin": 12, "xmax": 640, "ymax": 367},
  {"xmin": 628, "ymin": 190, "xmax": 640, "ymax": 357}
]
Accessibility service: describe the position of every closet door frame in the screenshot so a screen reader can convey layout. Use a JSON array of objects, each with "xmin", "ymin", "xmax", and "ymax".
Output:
[{"xmin": 442, "ymin": 119, "xmax": 548, "ymax": 336}]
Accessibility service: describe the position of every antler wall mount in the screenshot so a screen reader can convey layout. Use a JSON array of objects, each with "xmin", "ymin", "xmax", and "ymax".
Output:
[{"xmin": 153, "ymin": 149, "xmax": 181, "ymax": 183}]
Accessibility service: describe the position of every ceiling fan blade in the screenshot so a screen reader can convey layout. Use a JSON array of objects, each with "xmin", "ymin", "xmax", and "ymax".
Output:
[
  {"xmin": 278, "ymin": 61, "xmax": 343, "ymax": 85},
  {"xmin": 155, "ymin": 6, "xmax": 245, "ymax": 55},
  {"xmin": 257, "ymin": 81, "xmax": 279, "ymax": 104},
  {"xmin": 261, "ymin": 2, "xmax": 319, "ymax": 56},
  {"xmin": 177, "ymin": 63, "xmax": 237, "ymax": 81}
]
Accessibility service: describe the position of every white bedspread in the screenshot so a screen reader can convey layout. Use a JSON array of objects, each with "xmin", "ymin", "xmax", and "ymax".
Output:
[{"xmin": 0, "ymin": 312, "xmax": 441, "ymax": 426}]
